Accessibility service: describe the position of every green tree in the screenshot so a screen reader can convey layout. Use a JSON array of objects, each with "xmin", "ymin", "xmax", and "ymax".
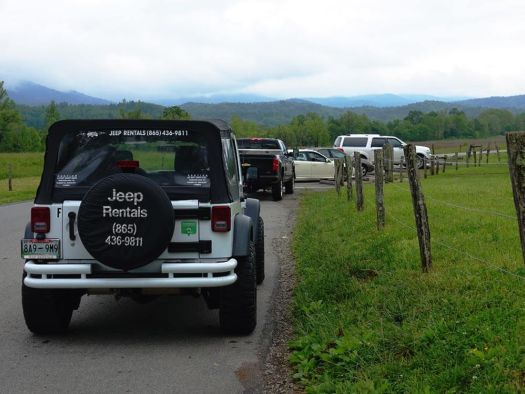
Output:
[
  {"xmin": 118, "ymin": 100, "xmax": 149, "ymax": 119},
  {"xmin": 44, "ymin": 100, "xmax": 60, "ymax": 131},
  {"xmin": 161, "ymin": 106, "xmax": 191, "ymax": 120},
  {"xmin": 0, "ymin": 81, "xmax": 23, "ymax": 142},
  {"xmin": 230, "ymin": 116, "xmax": 265, "ymax": 137}
]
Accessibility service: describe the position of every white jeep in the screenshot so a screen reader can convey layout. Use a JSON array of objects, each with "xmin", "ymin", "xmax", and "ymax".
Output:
[{"xmin": 21, "ymin": 119, "xmax": 264, "ymax": 335}]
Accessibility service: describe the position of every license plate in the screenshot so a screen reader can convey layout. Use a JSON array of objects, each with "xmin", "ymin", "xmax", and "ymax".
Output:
[{"xmin": 21, "ymin": 239, "xmax": 60, "ymax": 259}]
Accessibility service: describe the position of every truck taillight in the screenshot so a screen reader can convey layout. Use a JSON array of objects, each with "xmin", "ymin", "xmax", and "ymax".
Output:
[
  {"xmin": 272, "ymin": 157, "xmax": 279, "ymax": 173},
  {"xmin": 211, "ymin": 206, "xmax": 231, "ymax": 232},
  {"xmin": 31, "ymin": 207, "xmax": 50, "ymax": 234},
  {"xmin": 337, "ymin": 148, "xmax": 345, "ymax": 153}
]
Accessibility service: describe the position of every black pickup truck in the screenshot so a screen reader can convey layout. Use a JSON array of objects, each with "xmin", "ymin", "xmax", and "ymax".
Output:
[{"xmin": 237, "ymin": 138, "xmax": 295, "ymax": 201}]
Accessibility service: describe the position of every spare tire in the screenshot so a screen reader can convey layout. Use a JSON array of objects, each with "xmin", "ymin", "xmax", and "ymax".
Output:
[{"xmin": 78, "ymin": 173, "xmax": 174, "ymax": 271}]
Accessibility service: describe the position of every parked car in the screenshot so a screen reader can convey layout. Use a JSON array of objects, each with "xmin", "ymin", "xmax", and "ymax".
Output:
[
  {"xmin": 237, "ymin": 138, "xmax": 295, "ymax": 200},
  {"xmin": 315, "ymin": 147, "xmax": 374, "ymax": 177},
  {"xmin": 21, "ymin": 119, "xmax": 263, "ymax": 335},
  {"xmin": 289, "ymin": 149, "xmax": 335, "ymax": 181},
  {"xmin": 333, "ymin": 134, "xmax": 431, "ymax": 169}
]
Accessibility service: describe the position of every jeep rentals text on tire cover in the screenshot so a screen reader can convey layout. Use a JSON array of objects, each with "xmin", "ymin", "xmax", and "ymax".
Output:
[{"xmin": 21, "ymin": 120, "xmax": 264, "ymax": 335}]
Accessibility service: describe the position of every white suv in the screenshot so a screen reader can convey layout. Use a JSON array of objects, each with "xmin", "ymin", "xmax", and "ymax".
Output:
[{"xmin": 333, "ymin": 134, "xmax": 432, "ymax": 168}]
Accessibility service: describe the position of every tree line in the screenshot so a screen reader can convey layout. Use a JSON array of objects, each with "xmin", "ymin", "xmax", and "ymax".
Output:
[{"xmin": 2, "ymin": 80, "xmax": 525, "ymax": 152}]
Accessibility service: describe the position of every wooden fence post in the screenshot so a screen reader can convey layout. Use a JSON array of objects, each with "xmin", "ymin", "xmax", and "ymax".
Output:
[
  {"xmin": 507, "ymin": 132, "xmax": 525, "ymax": 264},
  {"xmin": 496, "ymin": 144, "xmax": 501, "ymax": 161},
  {"xmin": 473, "ymin": 150, "xmax": 477, "ymax": 168},
  {"xmin": 399, "ymin": 156, "xmax": 404, "ymax": 183},
  {"xmin": 436, "ymin": 157, "xmax": 440, "ymax": 175},
  {"xmin": 8, "ymin": 164, "xmax": 12, "ymax": 192},
  {"xmin": 404, "ymin": 144, "xmax": 432, "ymax": 272},
  {"xmin": 339, "ymin": 159, "xmax": 345, "ymax": 186},
  {"xmin": 443, "ymin": 155, "xmax": 447, "ymax": 173},
  {"xmin": 431, "ymin": 144, "xmax": 435, "ymax": 155},
  {"xmin": 335, "ymin": 159, "xmax": 342, "ymax": 196},
  {"xmin": 383, "ymin": 144, "xmax": 394, "ymax": 183},
  {"xmin": 423, "ymin": 157, "xmax": 428, "ymax": 178},
  {"xmin": 479, "ymin": 147, "xmax": 483, "ymax": 166},
  {"xmin": 466, "ymin": 145, "xmax": 471, "ymax": 168},
  {"xmin": 455, "ymin": 152, "xmax": 459, "ymax": 171},
  {"xmin": 430, "ymin": 157, "xmax": 435, "ymax": 176},
  {"xmin": 345, "ymin": 156, "xmax": 353, "ymax": 201},
  {"xmin": 374, "ymin": 150, "xmax": 385, "ymax": 230},
  {"xmin": 354, "ymin": 152, "xmax": 364, "ymax": 212},
  {"xmin": 486, "ymin": 147, "xmax": 490, "ymax": 164}
]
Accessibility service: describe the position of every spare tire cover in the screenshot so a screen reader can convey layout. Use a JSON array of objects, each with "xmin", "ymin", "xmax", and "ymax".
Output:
[{"xmin": 78, "ymin": 173, "xmax": 174, "ymax": 270}]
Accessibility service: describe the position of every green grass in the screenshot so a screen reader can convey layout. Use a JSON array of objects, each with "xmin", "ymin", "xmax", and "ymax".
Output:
[
  {"xmin": 0, "ymin": 177, "xmax": 39, "ymax": 204},
  {"xmin": 0, "ymin": 152, "xmax": 44, "ymax": 180},
  {"xmin": 291, "ymin": 162, "xmax": 525, "ymax": 392},
  {"xmin": 0, "ymin": 153, "xmax": 43, "ymax": 204},
  {"xmin": 414, "ymin": 135, "xmax": 507, "ymax": 154}
]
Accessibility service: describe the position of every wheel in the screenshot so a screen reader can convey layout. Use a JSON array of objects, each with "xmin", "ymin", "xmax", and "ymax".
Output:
[
  {"xmin": 417, "ymin": 155, "xmax": 425, "ymax": 169},
  {"xmin": 220, "ymin": 241, "xmax": 257, "ymax": 335},
  {"xmin": 361, "ymin": 164, "xmax": 368, "ymax": 177},
  {"xmin": 255, "ymin": 217, "xmax": 265, "ymax": 285},
  {"xmin": 78, "ymin": 173, "xmax": 174, "ymax": 271},
  {"xmin": 272, "ymin": 179, "xmax": 283, "ymax": 201},
  {"xmin": 22, "ymin": 278, "xmax": 81, "ymax": 334},
  {"xmin": 284, "ymin": 173, "xmax": 294, "ymax": 194}
]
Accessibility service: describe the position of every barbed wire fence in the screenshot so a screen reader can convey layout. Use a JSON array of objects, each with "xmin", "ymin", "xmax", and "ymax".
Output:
[{"xmin": 332, "ymin": 133, "xmax": 525, "ymax": 279}]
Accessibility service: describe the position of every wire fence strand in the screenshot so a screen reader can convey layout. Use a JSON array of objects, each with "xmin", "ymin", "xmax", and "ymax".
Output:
[
  {"xmin": 386, "ymin": 212, "xmax": 525, "ymax": 281},
  {"xmin": 386, "ymin": 182, "xmax": 516, "ymax": 221}
]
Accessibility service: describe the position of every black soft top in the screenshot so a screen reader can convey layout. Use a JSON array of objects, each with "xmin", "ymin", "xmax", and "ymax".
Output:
[{"xmin": 36, "ymin": 119, "xmax": 233, "ymax": 204}]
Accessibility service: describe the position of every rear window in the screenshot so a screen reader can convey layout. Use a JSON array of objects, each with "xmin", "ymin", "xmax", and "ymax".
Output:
[
  {"xmin": 343, "ymin": 137, "xmax": 368, "ymax": 147},
  {"xmin": 237, "ymin": 139, "xmax": 280, "ymax": 150},
  {"xmin": 54, "ymin": 129, "xmax": 211, "ymax": 189},
  {"xmin": 328, "ymin": 149, "xmax": 346, "ymax": 158}
]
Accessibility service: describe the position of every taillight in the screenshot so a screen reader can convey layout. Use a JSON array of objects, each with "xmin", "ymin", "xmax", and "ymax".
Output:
[
  {"xmin": 211, "ymin": 206, "xmax": 231, "ymax": 232},
  {"xmin": 116, "ymin": 160, "xmax": 139, "ymax": 170},
  {"xmin": 337, "ymin": 147, "xmax": 345, "ymax": 153},
  {"xmin": 272, "ymin": 157, "xmax": 279, "ymax": 173},
  {"xmin": 31, "ymin": 207, "xmax": 50, "ymax": 234}
]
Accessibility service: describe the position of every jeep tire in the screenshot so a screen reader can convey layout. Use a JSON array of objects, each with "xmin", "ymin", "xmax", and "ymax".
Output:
[
  {"xmin": 77, "ymin": 173, "xmax": 175, "ymax": 271},
  {"xmin": 255, "ymin": 217, "xmax": 265, "ymax": 285},
  {"xmin": 220, "ymin": 241, "xmax": 257, "ymax": 335},
  {"xmin": 284, "ymin": 174, "xmax": 294, "ymax": 194},
  {"xmin": 272, "ymin": 179, "xmax": 283, "ymax": 201},
  {"xmin": 22, "ymin": 278, "xmax": 82, "ymax": 334}
]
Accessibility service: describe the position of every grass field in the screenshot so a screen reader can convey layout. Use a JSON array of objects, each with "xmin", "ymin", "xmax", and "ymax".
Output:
[
  {"xmin": 0, "ymin": 152, "xmax": 44, "ymax": 180},
  {"xmin": 0, "ymin": 153, "xmax": 43, "ymax": 204},
  {"xmin": 0, "ymin": 177, "xmax": 39, "ymax": 205},
  {"xmin": 414, "ymin": 135, "xmax": 507, "ymax": 154},
  {"xmin": 291, "ymin": 161, "xmax": 525, "ymax": 392}
]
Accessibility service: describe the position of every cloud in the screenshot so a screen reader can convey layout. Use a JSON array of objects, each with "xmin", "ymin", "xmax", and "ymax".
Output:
[{"xmin": 1, "ymin": 0, "xmax": 525, "ymax": 99}]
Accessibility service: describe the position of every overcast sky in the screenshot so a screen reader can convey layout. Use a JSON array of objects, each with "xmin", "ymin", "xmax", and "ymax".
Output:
[{"xmin": 1, "ymin": 0, "xmax": 525, "ymax": 100}]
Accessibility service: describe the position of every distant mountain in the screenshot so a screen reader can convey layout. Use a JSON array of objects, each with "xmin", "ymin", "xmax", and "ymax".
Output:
[
  {"xmin": 305, "ymin": 94, "xmax": 469, "ymax": 108},
  {"xmin": 180, "ymin": 99, "xmax": 482, "ymax": 126},
  {"xmin": 307, "ymin": 94, "xmax": 412, "ymax": 108},
  {"xmin": 154, "ymin": 93, "xmax": 276, "ymax": 106},
  {"xmin": 181, "ymin": 99, "xmax": 343, "ymax": 126},
  {"xmin": 455, "ymin": 95, "xmax": 525, "ymax": 109},
  {"xmin": 7, "ymin": 81, "xmax": 111, "ymax": 105}
]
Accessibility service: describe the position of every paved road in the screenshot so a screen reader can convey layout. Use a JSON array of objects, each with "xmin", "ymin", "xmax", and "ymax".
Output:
[{"xmin": 0, "ymin": 183, "xmax": 326, "ymax": 393}]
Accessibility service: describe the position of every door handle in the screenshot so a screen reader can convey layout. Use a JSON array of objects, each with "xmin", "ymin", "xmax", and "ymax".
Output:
[{"xmin": 68, "ymin": 212, "xmax": 76, "ymax": 241}]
